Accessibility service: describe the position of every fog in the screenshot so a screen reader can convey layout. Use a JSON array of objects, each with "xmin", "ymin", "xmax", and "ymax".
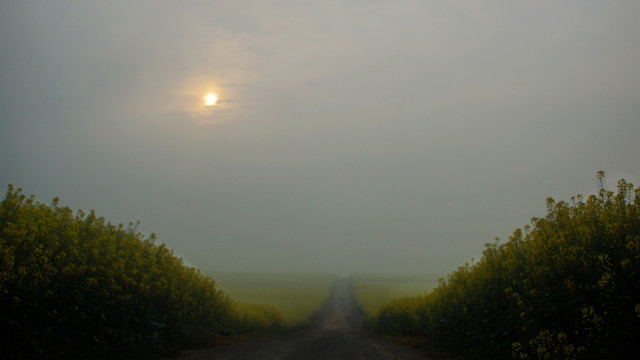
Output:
[{"xmin": 2, "ymin": 0, "xmax": 639, "ymax": 275}]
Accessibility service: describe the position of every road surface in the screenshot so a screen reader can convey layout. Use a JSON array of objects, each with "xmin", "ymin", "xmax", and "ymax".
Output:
[{"xmin": 171, "ymin": 278, "xmax": 450, "ymax": 360}]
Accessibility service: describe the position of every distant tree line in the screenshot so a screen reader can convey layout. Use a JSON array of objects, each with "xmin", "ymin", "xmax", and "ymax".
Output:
[
  {"xmin": 374, "ymin": 172, "xmax": 640, "ymax": 359},
  {"xmin": 0, "ymin": 185, "xmax": 283, "ymax": 359}
]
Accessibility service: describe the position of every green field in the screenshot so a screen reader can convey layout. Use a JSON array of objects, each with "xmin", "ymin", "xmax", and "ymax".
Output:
[
  {"xmin": 351, "ymin": 273, "xmax": 442, "ymax": 317},
  {"xmin": 210, "ymin": 272, "xmax": 441, "ymax": 325},
  {"xmin": 211, "ymin": 272, "xmax": 337, "ymax": 325}
]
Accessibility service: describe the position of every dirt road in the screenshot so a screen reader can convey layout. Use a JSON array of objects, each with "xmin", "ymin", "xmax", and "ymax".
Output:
[{"xmin": 172, "ymin": 278, "xmax": 430, "ymax": 360}]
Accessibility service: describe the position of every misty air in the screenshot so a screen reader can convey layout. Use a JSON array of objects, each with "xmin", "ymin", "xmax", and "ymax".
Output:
[{"xmin": 1, "ymin": 1, "xmax": 639, "ymax": 359}]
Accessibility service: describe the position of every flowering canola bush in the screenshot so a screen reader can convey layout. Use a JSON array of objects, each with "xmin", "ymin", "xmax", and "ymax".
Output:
[
  {"xmin": 375, "ymin": 172, "xmax": 640, "ymax": 359},
  {"xmin": 0, "ymin": 186, "xmax": 283, "ymax": 359}
]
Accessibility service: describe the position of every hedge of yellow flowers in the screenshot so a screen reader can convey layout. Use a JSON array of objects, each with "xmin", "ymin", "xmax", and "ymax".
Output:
[{"xmin": 375, "ymin": 172, "xmax": 640, "ymax": 360}]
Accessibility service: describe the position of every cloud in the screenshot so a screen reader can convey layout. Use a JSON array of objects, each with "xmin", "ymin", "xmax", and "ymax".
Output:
[{"xmin": 2, "ymin": 0, "xmax": 640, "ymax": 274}]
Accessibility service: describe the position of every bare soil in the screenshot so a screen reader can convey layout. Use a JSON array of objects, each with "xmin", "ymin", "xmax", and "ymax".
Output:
[{"xmin": 170, "ymin": 278, "xmax": 459, "ymax": 360}]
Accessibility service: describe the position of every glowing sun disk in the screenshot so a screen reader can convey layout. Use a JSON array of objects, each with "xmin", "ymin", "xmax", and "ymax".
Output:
[{"xmin": 205, "ymin": 93, "xmax": 217, "ymax": 106}]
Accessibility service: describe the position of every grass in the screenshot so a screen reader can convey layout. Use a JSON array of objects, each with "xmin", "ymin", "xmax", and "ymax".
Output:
[
  {"xmin": 210, "ymin": 272, "xmax": 337, "ymax": 325},
  {"xmin": 351, "ymin": 273, "xmax": 442, "ymax": 317}
]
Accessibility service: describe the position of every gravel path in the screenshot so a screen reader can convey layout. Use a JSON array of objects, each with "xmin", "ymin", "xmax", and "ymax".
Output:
[{"xmin": 170, "ymin": 278, "xmax": 445, "ymax": 360}]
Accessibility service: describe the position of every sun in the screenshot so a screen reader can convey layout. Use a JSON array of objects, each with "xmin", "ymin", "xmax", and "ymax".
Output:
[{"xmin": 204, "ymin": 93, "xmax": 217, "ymax": 106}]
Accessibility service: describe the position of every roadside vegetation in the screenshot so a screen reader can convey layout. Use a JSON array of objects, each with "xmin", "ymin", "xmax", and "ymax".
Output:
[
  {"xmin": 212, "ymin": 272, "xmax": 336, "ymax": 326},
  {"xmin": 372, "ymin": 172, "xmax": 640, "ymax": 359},
  {"xmin": 0, "ymin": 186, "xmax": 291, "ymax": 359},
  {"xmin": 351, "ymin": 273, "xmax": 440, "ymax": 318}
]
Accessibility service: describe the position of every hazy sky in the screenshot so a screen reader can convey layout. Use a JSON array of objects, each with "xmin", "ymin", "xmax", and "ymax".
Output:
[{"xmin": 2, "ymin": 1, "xmax": 639, "ymax": 275}]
